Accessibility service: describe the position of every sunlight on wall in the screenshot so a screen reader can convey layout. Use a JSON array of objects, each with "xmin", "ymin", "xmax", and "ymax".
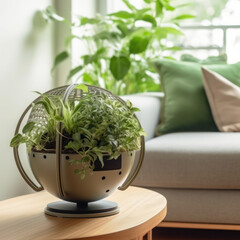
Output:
[
  {"xmin": 0, "ymin": 0, "xmax": 53, "ymax": 200},
  {"xmin": 71, "ymin": 0, "xmax": 96, "ymax": 83}
]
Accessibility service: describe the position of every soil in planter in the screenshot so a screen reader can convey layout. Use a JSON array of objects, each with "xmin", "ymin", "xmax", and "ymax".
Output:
[{"xmin": 32, "ymin": 133, "xmax": 76, "ymax": 154}]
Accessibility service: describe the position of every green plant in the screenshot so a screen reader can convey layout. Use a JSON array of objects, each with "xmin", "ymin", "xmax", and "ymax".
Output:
[
  {"xmin": 42, "ymin": 0, "xmax": 194, "ymax": 95},
  {"xmin": 10, "ymin": 84, "xmax": 145, "ymax": 178}
]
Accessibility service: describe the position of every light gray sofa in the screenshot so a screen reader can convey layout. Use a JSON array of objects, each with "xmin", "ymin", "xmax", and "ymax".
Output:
[{"xmin": 122, "ymin": 93, "xmax": 240, "ymax": 230}]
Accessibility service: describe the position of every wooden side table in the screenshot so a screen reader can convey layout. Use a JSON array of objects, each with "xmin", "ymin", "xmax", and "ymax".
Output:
[{"xmin": 0, "ymin": 186, "xmax": 167, "ymax": 240}]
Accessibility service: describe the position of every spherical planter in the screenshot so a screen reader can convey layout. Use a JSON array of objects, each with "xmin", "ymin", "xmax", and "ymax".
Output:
[
  {"xmin": 29, "ymin": 150, "xmax": 135, "ymax": 202},
  {"xmin": 12, "ymin": 84, "xmax": 145, "ymax": 218}
]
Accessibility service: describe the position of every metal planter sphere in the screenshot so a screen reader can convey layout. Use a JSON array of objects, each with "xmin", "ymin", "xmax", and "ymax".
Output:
[
  {"xmin": 29, "ymin": 151, "xmax": 135, "ymax": 202},
  {"xmin": 13, "ymin": 84, "xmax": 145, "ymax": 217}
]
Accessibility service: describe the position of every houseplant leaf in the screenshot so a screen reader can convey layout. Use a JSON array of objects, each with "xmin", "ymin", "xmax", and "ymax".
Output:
[
  {"xmin": 122, "ymin": 0, "xmax": 137, "ymax": 11},
  {"xmin": 156, "ymin": 0, "xmax": 163, "ymax": 16},
  {"xmin": 10, "ymin": 133, "xmax": 24, "ymax": 147},
  {"xmin": 51, "ymin": 51, "xmax": 69, "ymax": 72},
  {"xmin": 173, "ymin": 14, "xmax": 195, "ymax": 20},
  {"xmin": 110, "ymin": 56, "xmax": 131, "ymax": 80},
  {"xmin": 45, "ymin": 6, "xmax": 65, "ymax": 22},
  {"xmin": 80, "ymin": 16, "xmax": 100, "ymax": 25},
  {"xmin": 136, "ymin": 14, "xmax": 157, "ymax": 27},
  {"xmin": 129, "ymin": 36, "xmax": 149, "ymax": 54},
  {"xmin": 75, "ymin": 84, "xmax": 89, "ymax": 92},
  {"xmin": 22, "ymin": 122, "xmax": 35, "ymax": 134},
  {"xmin": 109, "ymin": 11, "xmax": 134, "ymax": 19},
  {"xmin": 67, "ymin": 65, "xmax": 83, "ymax": 81},
  {"xmin": 154, "ymin": 26, "xmax": 183, "ymax": 39}
]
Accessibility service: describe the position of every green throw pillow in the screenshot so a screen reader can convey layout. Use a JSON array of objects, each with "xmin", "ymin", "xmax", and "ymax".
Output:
[
  {"xmin": 153, "ymin": 59, "xmax": 240, "ymax": 135},
  {"xmin": 180, "ymin": 53, "xmax": 228, "ymax": 64}
]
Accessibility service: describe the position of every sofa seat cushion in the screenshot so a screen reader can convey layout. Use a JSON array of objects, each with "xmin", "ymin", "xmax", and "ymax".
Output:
[
  {"xmin": 150, "ymin": 188, "xmax": 240, "ymax": 224},
  {"xmin": 134, "ymin": 132, "xmax": 240, "ymax": 189}
]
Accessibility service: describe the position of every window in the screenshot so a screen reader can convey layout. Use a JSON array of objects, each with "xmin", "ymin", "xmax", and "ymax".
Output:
[{"xmin": 105, "ymin": 0, "xmax": 240, "ymax": 63}]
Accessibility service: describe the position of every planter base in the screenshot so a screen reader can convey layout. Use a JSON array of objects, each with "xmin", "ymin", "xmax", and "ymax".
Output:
[{"xmin": 45, "ymin": 200, "xmax": 119, "ymax": 218}]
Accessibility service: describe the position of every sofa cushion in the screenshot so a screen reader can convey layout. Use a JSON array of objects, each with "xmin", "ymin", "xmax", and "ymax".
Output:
[
  {"xmin": 151, "ymin": 188, "xmax": 240, "ymax": 224},
  {"xmin": 153, "ymin": 59, "xmax": 240, "ymax": 135},
  {"xmin": 201, "ymin": 67, "xmax": 240, "ymax": 132},
  {"xmin": 180, "ymin": 53, "xmax": 227, "ymax": 64},
  {"xmin": 133, "ymin": 132, "xmax": 240, "ymax": 189}
]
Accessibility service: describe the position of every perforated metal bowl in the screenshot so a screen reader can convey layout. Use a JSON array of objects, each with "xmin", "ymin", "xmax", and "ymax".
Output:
[{"xmin": 13, "ymin": 84, "xmax": 145, "ymax": 203}]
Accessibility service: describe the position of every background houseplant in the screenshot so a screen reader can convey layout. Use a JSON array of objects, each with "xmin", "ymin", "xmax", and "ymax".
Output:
[{"xmin": 42, "ymin": 0, "xmax": 194, "ymax": 95}]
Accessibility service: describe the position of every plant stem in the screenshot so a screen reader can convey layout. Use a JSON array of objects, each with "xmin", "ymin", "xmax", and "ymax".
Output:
[{"xmin": 125, "ymin": 77, "xmax": 130, "ymax": 95}]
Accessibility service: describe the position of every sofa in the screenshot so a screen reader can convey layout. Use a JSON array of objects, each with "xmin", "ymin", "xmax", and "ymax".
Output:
[{"xmin": 121, "ymin": 59, "xmax": 240, "ymax": 230}]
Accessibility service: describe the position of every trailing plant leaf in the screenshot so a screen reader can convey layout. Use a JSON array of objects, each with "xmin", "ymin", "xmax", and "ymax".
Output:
[
  {"xmin": 34, "ymin": 101, "xmax": 51, "ymax": 114},
  {"xmin": 10, "ymin": 133, "xmax": 24, "ymax": 147},
  {"xmin": 75, "ymin": 84, "xmax": 89, "ymax": 92},
  {"xmin": 22, "ymin": 122, "xmax": 35, "ymax": 134},
  {"xmin": 10, "ymin": 88, "xmax": 145, "ymax": 172},
  {"xmin": 10, "ymin": 85, "xmax": 148, "ymax": 179},
  {"xmin": 94, "ymin": 151, "xmax": 104, "ymax": 168}
]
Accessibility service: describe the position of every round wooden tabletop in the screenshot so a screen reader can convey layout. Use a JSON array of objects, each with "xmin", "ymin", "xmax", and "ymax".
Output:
[{"xmin": 0, "ymin": 186, "xmax": 167, "ymax": 240}]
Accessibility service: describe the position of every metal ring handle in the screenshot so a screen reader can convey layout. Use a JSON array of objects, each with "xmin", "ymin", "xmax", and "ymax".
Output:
[
  {"xmin": 13, "ymin": 102, "xmax": 44, "ymax": 192},
  {"xmin": 118, "ymin": 134, "xmax": 145, "ymax": 191}
]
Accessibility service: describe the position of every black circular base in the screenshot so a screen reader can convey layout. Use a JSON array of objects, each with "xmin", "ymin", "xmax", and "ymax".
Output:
[{"xmin": 45, "ymin": 200, "xmax": 119, "ymax": 218}]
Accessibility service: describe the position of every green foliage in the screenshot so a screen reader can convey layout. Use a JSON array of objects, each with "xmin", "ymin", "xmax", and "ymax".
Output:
[
  {"xmin": 10, "ymin": 85, "xmax": 146, "ymax": 176},
  {"xmin": 110, "ymin": 56, "xmax": 131, "ymax": 80},
  {"xmin": 129, "ymin": 36, "xmax": 150, "ymax": 54},
  {"xmin": 45, "ymin": 0, "xmax": 195, "ymax": 95},
  {"xmin": 51, "ymin": 51, "xmax": 69, "ymax": 73}
]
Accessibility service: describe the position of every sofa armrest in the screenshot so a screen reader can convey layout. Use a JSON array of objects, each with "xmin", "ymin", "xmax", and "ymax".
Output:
[{"xmin": 121, "ymin": 93, "xmax": 162, "ymax": 141}]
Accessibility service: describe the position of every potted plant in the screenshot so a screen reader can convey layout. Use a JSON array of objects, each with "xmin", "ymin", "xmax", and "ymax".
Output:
[
  {"xmin": 41, "ymin": 0, "xmax": 195, "ymax": 95},
  {"xmin": 10, "ymin": 84, "xmax": 145, "ymax": 217}
]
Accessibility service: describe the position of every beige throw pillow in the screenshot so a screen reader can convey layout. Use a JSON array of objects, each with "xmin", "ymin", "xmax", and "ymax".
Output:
[{"xmin": 201, "ymin": 66, "xmax": 240, "ymax": 132}]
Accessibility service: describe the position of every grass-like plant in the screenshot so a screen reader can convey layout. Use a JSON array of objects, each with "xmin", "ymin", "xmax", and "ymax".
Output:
[{"xmin": 10, "ymin": 85, "xmax": 145, "ymax": 178}]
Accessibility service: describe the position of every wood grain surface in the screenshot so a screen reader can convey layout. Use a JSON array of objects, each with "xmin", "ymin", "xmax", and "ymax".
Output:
[{"xmin": 0, "ymin": 186, "xmax": 166, "ymax": 240}]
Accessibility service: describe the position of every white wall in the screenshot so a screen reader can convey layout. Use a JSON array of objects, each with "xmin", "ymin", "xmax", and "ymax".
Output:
[
  {"xmin": 0, "ymin": 0, "xmax": 53, "ymax": 200},
  {"xmin": 0, "ymin": 0, "xmax": 97, "ymax": 201},
  {"xmin": 71, "ymin": 0, "xmax": 96, "ymax": 82}
]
